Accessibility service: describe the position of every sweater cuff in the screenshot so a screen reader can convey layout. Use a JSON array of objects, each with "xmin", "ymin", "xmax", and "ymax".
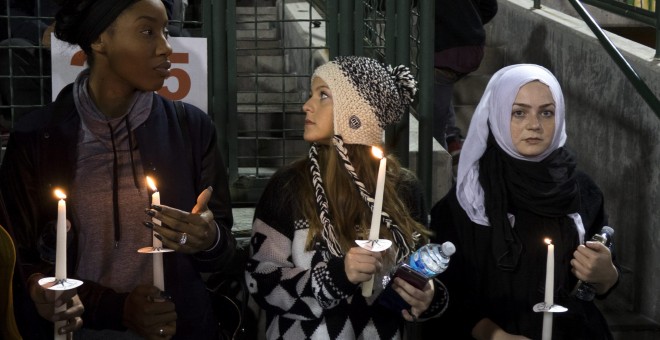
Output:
[
  {"xmin": 326, "ymin": 256, "xmax": 358, "ymax": 296},
  {"xmin": 419, "ymin": 278, "xmax": 449, "ymax": 320}
]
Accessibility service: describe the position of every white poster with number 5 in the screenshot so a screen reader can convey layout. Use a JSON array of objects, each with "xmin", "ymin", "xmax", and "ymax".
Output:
[{"xmin": 51, "ymin": 36, "xmax": 208, "ymax": 112}]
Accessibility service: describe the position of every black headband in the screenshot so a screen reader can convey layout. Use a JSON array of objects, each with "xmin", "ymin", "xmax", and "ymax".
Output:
[{"xmin": 76, "ymin": 0, "xmax": 137, "ymax": 52}]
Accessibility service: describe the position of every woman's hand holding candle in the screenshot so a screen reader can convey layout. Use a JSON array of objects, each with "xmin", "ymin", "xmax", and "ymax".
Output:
[
  {"xmin": 28, "ymin": 273, "xmax": 84, "ymax": 335},
  {"xmin": 123, "ymin": 284, "xmax": 177, "ymax": 339},
  {"xmin": 344, "ymin": 246, "xmax": 383, "ymax": 284},
  {"xmin": 145, "ymin": 187, "xmax": 217, "ymax": 254}
]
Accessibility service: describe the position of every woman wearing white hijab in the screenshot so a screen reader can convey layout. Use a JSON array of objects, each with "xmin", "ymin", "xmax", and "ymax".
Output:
[{"xmin": 423, "ymin": 64, "xmax": 618, "ymax": 339}]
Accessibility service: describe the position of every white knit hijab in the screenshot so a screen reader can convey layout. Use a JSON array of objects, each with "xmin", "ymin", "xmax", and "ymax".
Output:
[{"xmin": 456, "ymin": 64, "xmax": 567, "ymax": 226}]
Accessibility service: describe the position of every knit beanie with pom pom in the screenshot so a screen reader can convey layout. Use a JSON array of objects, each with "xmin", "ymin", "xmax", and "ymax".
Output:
[
  {"xmin": 311, "ymin": 56, "xmax": 417, "ymax": 146},
  {"xmin": 307, "ymin": 56, "xmax": 419, "ymax": 260}
]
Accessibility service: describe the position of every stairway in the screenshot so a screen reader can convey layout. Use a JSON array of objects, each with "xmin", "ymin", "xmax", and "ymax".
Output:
[
  {"xmin": 452, "ymin": 44, "xmax": 507, "ymax": 142},
  {"xmin": 231, "ymin": 5, "xmax": 309, "ymax": 205}
]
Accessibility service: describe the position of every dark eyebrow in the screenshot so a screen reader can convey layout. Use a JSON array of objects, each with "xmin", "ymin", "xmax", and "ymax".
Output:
[
  {"xmin": 135, "ymin": 15, "xmax": 164, "ymax": 24},
  {"xmin": 512, "ymin": 102, "xmax": 555, "ymax": 108}
]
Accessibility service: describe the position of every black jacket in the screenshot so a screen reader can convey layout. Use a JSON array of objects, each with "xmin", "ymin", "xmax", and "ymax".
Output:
[
  {"xmin": 435, "ymin": 0, "xmax": 498, "ymax": 51},
  {"xmin": 422, "ymin": 171, "xmax": 615, "ymax": 339},
  {"xmin": 0, "ymin": 84, "xmax": 234, "ymax": 339}
]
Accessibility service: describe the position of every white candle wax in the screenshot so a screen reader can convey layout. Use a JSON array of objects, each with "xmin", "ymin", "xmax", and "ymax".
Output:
[
  {"xmin": 542, "ymin": 240, "xmax": 554, "ymax": 340},
  {"xmin": 55, "ymin": 192, "xmax": 67, "ymax": 280},
  {"xmin": 54, "ymin": 190, "xmax": 67, "ymax": 340},
  {"xmin": 152, "ymin": 190, "xmax": 164, "ymax": 292},
  {"xmin": 362, "ymin": 148, "xmax": 387, "ymax": 297},
  {"xmin": 147, "ymin": 176, "xmax": 165, "ymax": 292},
  {"xmin": 368, "ymin": 156, "xmax": 387, "ymax": 240},
  {"xmin": 152, "ymin": 191, "xmax": 162, "ymax": 248},
  {"xmin": 544, "ymin": 241, "xmax": 554, "ymax": 304}
]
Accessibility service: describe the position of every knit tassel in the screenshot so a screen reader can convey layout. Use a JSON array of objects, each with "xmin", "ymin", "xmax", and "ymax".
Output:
[
  {"xmin": 333, "ymin": 136, "xmax": 374, "ymax": 207},
  {"xmin": 386, "ymin": 218, "xmax": 413, "ymax": 261},
  {"xmin": 309, "ymin": 143, "xmax": 342, "ymax": 257}
]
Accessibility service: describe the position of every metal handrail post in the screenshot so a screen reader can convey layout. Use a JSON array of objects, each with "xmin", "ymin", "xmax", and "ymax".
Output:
[
  {"xmin": 385, "ymin": 0, "xmax": 396, "ymax": 65},
  {"xmin": 417, "ymin": 0, "xmax": 434, "ymax": 208},
  {"xmin": 226, "ymin": 0, "xmax": 238, "ymax": 183},
  {"xmin": 656, "ymin": 2, "xmax": 659, "ymax": 59},
  {"xmin": 534, "ymin": 0, "xmax": 542, "ymax": 10},
  {"xmin": 206, "ymin": 0, "xmax": 235, "ymax": 181},
  {"xmin": 393, "ymin": 0, "xmax": 411, "ymax": 166},
  {"xmin": 354, "ymin": 1, "xmax": 364, "ymax": 56},
  {"xmin": 339, "ymin": 0, "xmax": 354, "ymax": 55},
  {"xmin": 327, "ymin": 0, "xmax": 339, "ymax": 59},
  {"xmin": 384, "ymin": 0, "xmax": 397, "ymax": 154},
  {"xmin": 568, "ymin": 0, "xmax": 660, "ymax": 118}
]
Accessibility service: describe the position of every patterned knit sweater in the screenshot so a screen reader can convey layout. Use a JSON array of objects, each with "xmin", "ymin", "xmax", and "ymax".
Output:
[{"xmin": 245, "ymin": 163, "xmax": 448, "ymax": 339}]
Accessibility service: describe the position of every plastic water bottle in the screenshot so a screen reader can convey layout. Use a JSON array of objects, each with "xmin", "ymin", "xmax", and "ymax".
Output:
[
  {"xmin": 573, "ymin": 226, "xmax": 614, "ymax": 301},
  {"xmin": 408, "ymin": 242, "xmax": 456, "ymax": 279}
]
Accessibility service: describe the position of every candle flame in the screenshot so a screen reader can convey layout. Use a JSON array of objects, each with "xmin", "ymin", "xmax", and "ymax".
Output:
[
  {"xmin": 54, "ymin": 189, "xmax": 67, "ymax": 200},
  {"xmin": 544, "ymin": 238, "xmax": 552, "ymax": 245},
  {"xmin": 146, "ymin": 176, "xmax": 158, "ymax": 192},
  {"xmin": 371, "ymin": 146, "xmax": 384, "ymax": 159}
]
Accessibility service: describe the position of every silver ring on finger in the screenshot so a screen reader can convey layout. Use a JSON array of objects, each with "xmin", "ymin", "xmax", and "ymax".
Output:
[
  {"xmin": 159, "ymin": 328, "xmax": 165, "ymax": 336},
  {"xmin": 179, "ymin": 232, "xmax": 188, "ymax": 245}
]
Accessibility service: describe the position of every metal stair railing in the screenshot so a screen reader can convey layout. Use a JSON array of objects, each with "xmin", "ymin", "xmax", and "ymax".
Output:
[
  {"xmin": 534, "ymin": 0, "xmax": 660, "ymax": 119},
  {"xmin": 324, "ymin": 0, "xmax": 436, "ymax": 207}
]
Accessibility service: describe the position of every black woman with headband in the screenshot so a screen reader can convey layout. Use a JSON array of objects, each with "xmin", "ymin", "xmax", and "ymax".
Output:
[{"xmin": 0, "ymin": 0, "xmax": 234, "ymax": 338}]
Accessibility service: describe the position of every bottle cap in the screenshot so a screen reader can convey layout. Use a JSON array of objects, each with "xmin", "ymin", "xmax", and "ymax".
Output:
[{"xmin": 441, "ymin": 241, "xmax": 456, "ymax": 256}]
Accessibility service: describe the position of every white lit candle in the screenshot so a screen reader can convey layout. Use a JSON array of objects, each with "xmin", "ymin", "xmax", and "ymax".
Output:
[
  {"xmin": 146, "ymin": 176, "xmax": 164, "ymax": 292},
  {"xmin": 362, "ymin": 146, "xmax": 387, "ymax": 297},
  {"xmin": 542, "ymin": 238, "xmax": 554, "ymax": 340},
  {"xmin": 54, "ymin": 189, "xmax": 67, "ymax": 280},
  {"xmin": 368, "ymin": 146, "xmax": 387, "ymax": 241},
  {"xmin": 53, "ymin": 189, "xmax": 67, "ymax": 340}
]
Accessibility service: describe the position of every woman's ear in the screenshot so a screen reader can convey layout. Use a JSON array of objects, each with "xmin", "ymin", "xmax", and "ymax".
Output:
[{"xmin": 91, "ymin": 36, "xmax": 105, "ymax": 54}]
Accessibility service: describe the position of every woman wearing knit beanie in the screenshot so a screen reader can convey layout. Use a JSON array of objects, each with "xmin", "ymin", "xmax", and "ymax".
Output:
[{"xmin": 246, "ymin": 56, "xmax": 448, "ymax": 339}]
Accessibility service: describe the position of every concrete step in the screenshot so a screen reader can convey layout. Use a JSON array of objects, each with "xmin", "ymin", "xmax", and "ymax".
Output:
[
  {"xmin": 474, "ymin": 45, "xmax": 508, "ymax": 75},
  {"xmin": 236, "ymin": 28, "xmax": 279, "ymax": 41},
  {"xmin": 230, "ymin": 175, "xmax": 272, "ymax": 207},
  {"xmin": 407, "ymin": 111, "xmax": 453, "ymax": 204},
  {"xmin": 237, "ymin": 55, "xmax": 285, "ymax": 73},
  {"xmin": 236, "ymin": 21, "xmax": 273, "ymax": 30},
  {"xmin": 236, "ymin": 5, "xmax": 277, "ymax": 17},
  {"xmin": 238, "ymin": 111, "xmax": 305, "ymax": 133},
  {"xmin": 236, "ymin": 75, "xmax": 299, "ymax": 93},
  {"xmin": 236, "ymin": 7, "xmax": 278, "ymax": 34},
  {"xmin": 453, "ymin": 74, "xmax": 491, "ymax": 106},
  {"xmin": 454, "ymin": 104, "xmax": 477, "ymax": 138},
  {"xmin": 236, "ymin": 44, "xmax": 284, "ymax": 56},
  {"xmin": 236, "ymin": 136, "xmax": 307, "ymax": 167},
  {"xmin": 231, "ymin": 206, "xmax": 256, "ymax": 241},
  {"xmin": 237, "ymin": 91, "xmax": 302, "ymax": 104},
  {"xmin": 450, "ymin": 45, "xmax": 505, "ymax": 139},
  {"xmin": 236, "ymin": 0, "xmax": 276, "ymax": 7},
  {"xmin": 237, "ymin": 103, "xmax": 302, "ymax": 114}
]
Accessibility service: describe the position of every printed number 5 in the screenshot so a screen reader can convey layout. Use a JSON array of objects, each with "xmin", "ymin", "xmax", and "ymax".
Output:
[
  {"xmin": 70, "ymin": 51, "xmax": 191, "ymax": 100},
  {"xmin": 157, "ymin": 52, "xmax": 191, "ymax": 100}
]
